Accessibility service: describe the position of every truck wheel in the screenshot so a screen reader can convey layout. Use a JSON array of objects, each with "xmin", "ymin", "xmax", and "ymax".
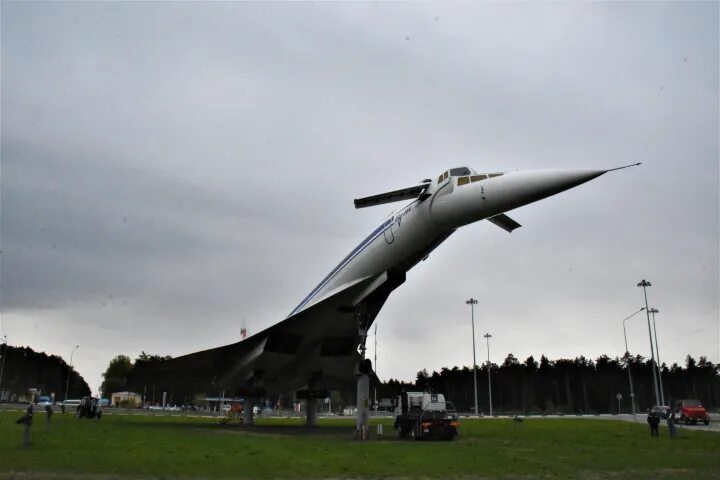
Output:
[
  {"xmin": 396, "ymin": 427, "xmax": 405, "ymax": 439},
  {"xmin": 97, "ymin": 411, "xmax": 102, "ymax": 419},
  {"xmin": 704, "ymin": 419, "xmax": 710, "ymax": 426}
]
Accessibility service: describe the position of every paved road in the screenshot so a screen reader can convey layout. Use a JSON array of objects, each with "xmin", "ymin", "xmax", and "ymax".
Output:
[
  {"xmin": 457, "ymin": 412, "xmax": 720, "ymax": 433},
  {"xmin": 2, "ymin": 403, "xmax": 718, "ymax": 432},
  {"xmin": 607, "ymin": 413, "xmax": 720, "ymax": 433}
]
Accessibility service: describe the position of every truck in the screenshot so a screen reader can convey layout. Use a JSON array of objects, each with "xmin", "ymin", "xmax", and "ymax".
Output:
[
  {"xmin": 676, "ymin": 399, "xmax": 710, "ymax": 425},
  {"xmin": 393, "ymin": 391, "xmax": 459, "ymax": 440}
]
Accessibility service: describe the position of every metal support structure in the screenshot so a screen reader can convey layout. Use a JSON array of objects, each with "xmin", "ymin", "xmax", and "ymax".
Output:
[
  {"xmin": 637, "ymin": 280, "xmax": 660, "ymax": 406},
  {"xmin": 64, "ymin": 345, "xmax": 79, "ymax": 401},
  {"xmin": 484, "ymin": 333, "xmax": 493, "ymax": 416},
  {"xmin": 649, "ymin": 308, "xmax": 665, "ymax": 405},
  {"xmin": 466, "ymin": 298, "xmax": 479, "ymax": 416},
  {"xmin": 622, "ymin": 307, "xmax": 645, "ymax": 421}
]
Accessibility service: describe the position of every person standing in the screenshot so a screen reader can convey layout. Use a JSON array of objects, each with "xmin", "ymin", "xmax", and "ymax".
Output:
[
  {"xmin": 668, "ymin": 398, "xmax": 678, "ymax": 438},
  {"xmin": 15, "ymin": 405, "xmax": 33, "ymax": 447},
  {"xmin": 45, "ymin": 404, "xmax": 53, "ymax": 432},
  {"xmin": 647, "ymin": 411, "xmax": 660, "ymax": 437}
]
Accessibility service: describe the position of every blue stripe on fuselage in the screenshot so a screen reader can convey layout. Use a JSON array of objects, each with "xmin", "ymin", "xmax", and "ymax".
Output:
[{"xmin": 287, "ymin": 218, "xmax": 393, "ymax": 317}]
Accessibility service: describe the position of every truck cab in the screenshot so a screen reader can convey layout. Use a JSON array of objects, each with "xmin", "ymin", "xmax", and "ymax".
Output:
[{"xmin": 393, "ymin": 391, "xmax": 459, "ymax": 440}]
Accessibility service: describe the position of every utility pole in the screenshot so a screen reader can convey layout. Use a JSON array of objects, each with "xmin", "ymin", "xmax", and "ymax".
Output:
[
  {"xmin": 484, "ymin": 333, "xmax": 493, "ymax": 416},
  {"xmin": 649, "ymin": 308, "xmax": 665, "ymax": 405},
  {"xmin": 64, "ymin": 345, "xmax": 79, "ymax": 401},
  {"xmin": 374, "ymin": 322, "xmax": 378, "ymax": 378},
  {"xmin": 622, "ymin": 308, "xmax": 644, "ymax": 420},
  {"xmin": 466, "ymin": 298, "xmax": 479, "ymax": 416},
  {"xmin": 637, "ymin": 280, "xmax": 660, "ymax": 405}
]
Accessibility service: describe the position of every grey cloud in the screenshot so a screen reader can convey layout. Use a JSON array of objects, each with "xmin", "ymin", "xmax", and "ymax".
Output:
[{"xmin": 1, "ymin": 2, "xmax": 717, "ymax": 390}]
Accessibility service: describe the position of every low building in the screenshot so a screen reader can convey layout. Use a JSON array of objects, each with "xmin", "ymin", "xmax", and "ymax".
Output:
[{"xmin": 111, "ymin": 391, "xmax": 142, "ymax": 407}]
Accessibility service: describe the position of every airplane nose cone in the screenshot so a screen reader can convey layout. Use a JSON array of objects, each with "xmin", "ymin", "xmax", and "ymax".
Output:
[
  {"xmin": 488, "ymin": 169, "xmax": 607, "ymax": 214},
  {"xmin": 521, "ymin": 169, "xmax": 605, "ymax": 199}
]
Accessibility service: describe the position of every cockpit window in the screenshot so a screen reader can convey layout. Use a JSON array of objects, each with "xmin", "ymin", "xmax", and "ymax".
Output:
[
  {"xmin": 456, "ymin": 173, "xmax": 504, "ymax": 187},
  {"xmin": 449, "ymin": 167, "xmax": 472, "ymax": 176},
  {"xmin": 440, "ymin": 168, "xmax": 489, "ymax": 184}
]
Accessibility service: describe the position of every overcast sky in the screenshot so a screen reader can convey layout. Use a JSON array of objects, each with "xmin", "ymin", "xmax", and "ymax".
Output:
[{"xmin": 2, "ymin": 2, "xmax": 718, "ymax": 395}]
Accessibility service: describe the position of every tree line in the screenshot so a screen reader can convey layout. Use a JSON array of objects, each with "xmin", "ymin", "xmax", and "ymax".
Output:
[
  {"xmin": 100, "ymin": 351, "xmax": 172, "ymax": 399},
  {"xmin": 8, "ymin": 343, "xmax": 717, "ymax": 413},
  {"xmin": 109, "ymin": 349, "xmax": 719, "ymax": 413},
  {"xmin": 0, "ymin": 345, "xmax": 91, "ymax": 402},
  {"xmin": 378, "ymin": 354, "xmax": 720, "ymax": 414}
]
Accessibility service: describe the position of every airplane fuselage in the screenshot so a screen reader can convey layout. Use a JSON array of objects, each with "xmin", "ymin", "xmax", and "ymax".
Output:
[{"xmin": 290, "ymin": 167, "xmax": 611, "ymax": 317}]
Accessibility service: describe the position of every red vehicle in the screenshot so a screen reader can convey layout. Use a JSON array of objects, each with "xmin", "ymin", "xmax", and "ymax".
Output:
[{"xmin": 676, "ymin": 399, "xmax": 710, "ymax": 425}]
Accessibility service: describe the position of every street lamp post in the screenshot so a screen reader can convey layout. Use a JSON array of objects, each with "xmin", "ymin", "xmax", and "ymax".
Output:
[
  {"xmin": 622, "ymin": 308, "xmax": 645, "ymax": 420},
  {"xmin": 649, "ymin": 308, "xmax": 665, "ymax": 405},
  {"xmin": 484, "ymin": 333, "xmax": 493, "ymax": 417},
  {"xmin": 0, "ymin": 336, "xmax": 7, "ymax": 401},
  {"xmin": 637, "ymin": 280, "xmax": 660, "ymax": 405},
  {"xmin": 466, "ymin": 298, "xmax": 479, "ymax": 416},
  {"xmin": 64, "ymin": 345, "xmax": 79, "ymax": 401}
]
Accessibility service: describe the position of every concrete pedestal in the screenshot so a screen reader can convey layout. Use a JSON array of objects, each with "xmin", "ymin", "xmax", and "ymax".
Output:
[
  {"xmin": 306, "ymin": 397, "xmax": 317, "ymax": 427},
  {"xmin": 242, "ymin": 397, "xmax": 255, "ymax": 425},
  {"xmin": 356, "ymin": 373, "xmax": 370, "ymax": 439}
]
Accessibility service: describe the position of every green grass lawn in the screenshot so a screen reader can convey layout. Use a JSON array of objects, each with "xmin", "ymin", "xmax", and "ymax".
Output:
[{"xmin": 1, "ymin": 410, "xmax": 718, "ymax": 479}]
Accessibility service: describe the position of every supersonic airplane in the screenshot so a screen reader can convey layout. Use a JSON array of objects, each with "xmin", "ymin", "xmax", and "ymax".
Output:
[{"xmin": 132, "ymin": 164, "xmax": 639, "ymax": 413}]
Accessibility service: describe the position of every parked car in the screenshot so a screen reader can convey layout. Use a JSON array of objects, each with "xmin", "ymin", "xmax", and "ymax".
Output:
[
  {"xmin": 676, "ymin": 399, "xmax": 710, "ymax": 425},
  {"xmin": 76, "ymin": 396, "xmax": 102, "ymax": 419},
  {"xmin": 648, "ymin": 405, "xmax": 670, "ymax": 420}
]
